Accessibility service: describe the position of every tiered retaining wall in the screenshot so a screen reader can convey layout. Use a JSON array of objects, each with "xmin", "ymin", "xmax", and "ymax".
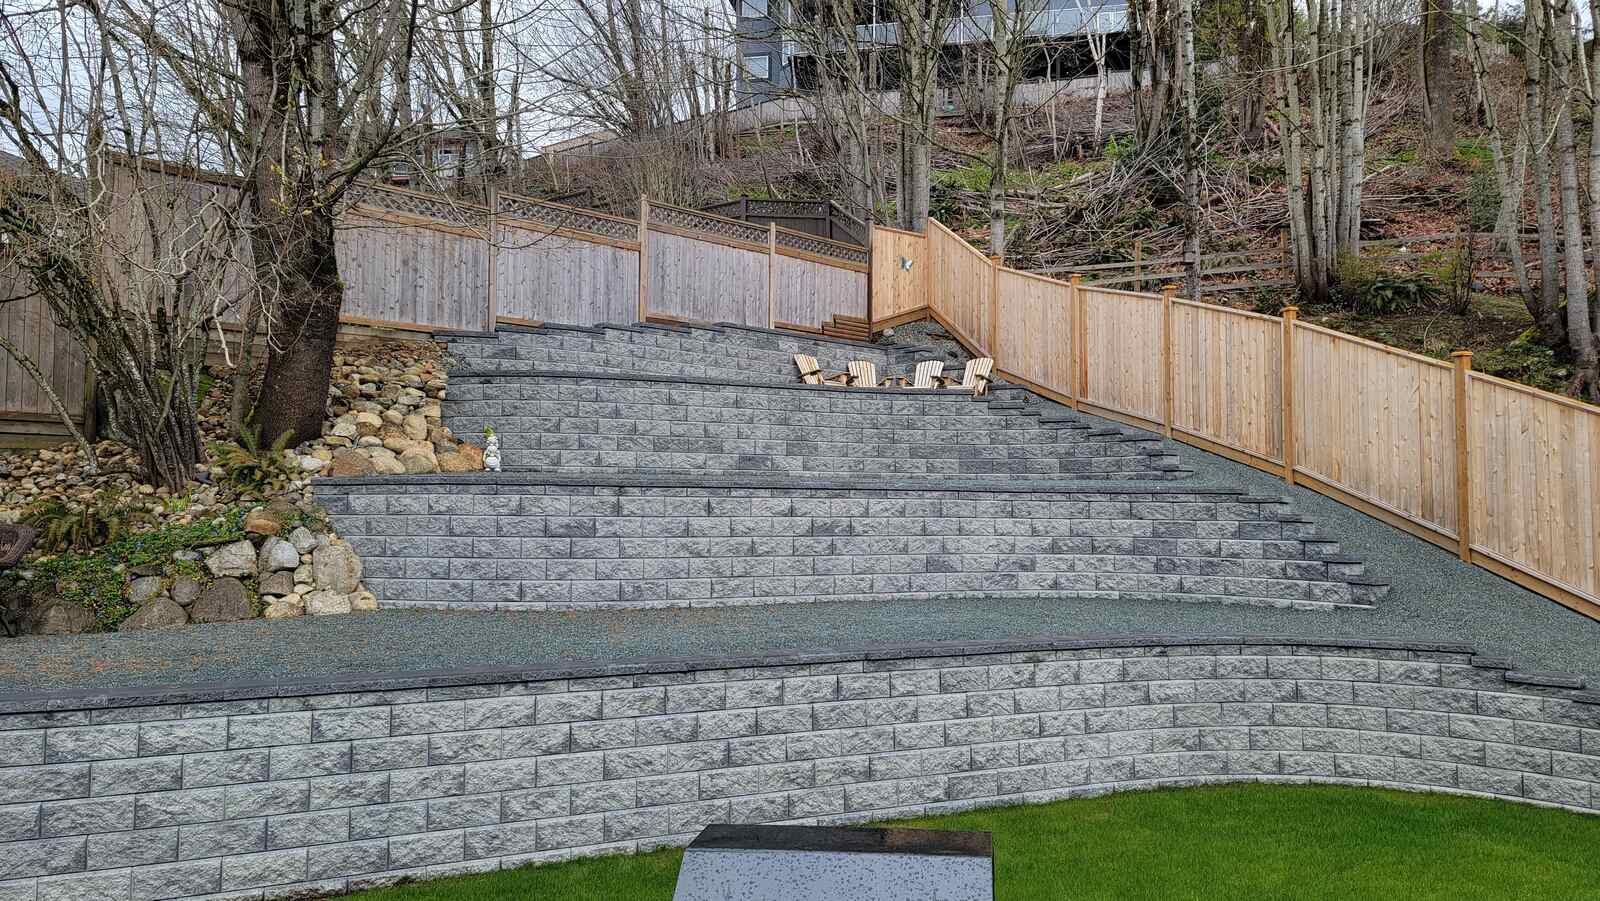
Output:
[
  {"xmin": 2, "ymin": 636, "xmax": 1598, "ymax": 901},
  {"xmin": 441, "ymin": 373, "xmax": 1184, "ymax": 480},
  {"xmin": 314, "ymin": 475, "xmax": 1386, "ymax": 611}
]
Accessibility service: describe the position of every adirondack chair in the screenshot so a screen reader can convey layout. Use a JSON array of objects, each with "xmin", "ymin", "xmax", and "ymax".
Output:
[
  {"xmin": 845, "ymin": 360, "xmax": 885, "ymax": 387},
  {"xmin": 939, "ymin": 358, "xmax": 995, "ymax": 395},
  {"xmin": 910, "ymin": 360, "xmax": 945, "ymax": 389},
  {"xmin": 793, "ymin": 354, "xmax": 848, "ymax": 386}
]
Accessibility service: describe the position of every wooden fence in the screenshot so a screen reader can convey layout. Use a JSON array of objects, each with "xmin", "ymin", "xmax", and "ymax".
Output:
[
  {"xmin": 871, "ymin": 217, "xmax": 1600, "ymax": 622},
  {"xmin": 0, "ymin": 181, "xmax": 869, "ymax": 446}
]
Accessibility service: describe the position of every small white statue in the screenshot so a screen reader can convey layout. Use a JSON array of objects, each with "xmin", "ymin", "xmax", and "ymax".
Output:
[{"xmin": 483, "ymin": 427, "xmax": 502, "ymax": 473}]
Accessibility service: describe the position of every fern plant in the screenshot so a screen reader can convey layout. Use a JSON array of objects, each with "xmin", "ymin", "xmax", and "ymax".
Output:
[
  {"xmin": 211, "ymin": 428, "xmax": 297, "ymax": 495},
  {"xmin": 22, "ymin": 490, "xmax": 139, "ymax": 553}
]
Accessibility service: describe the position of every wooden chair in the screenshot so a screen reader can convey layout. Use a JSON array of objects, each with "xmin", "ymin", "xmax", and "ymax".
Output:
[
  {"xmin": 940, "ymin": 357, "xmax": 995, "ymax": 395},
  {"xmin": 910, "ymin": 360, "xmax": 945, "ymax": 389},
  {"xmin": 794, "ymin": 353, "xmax": 848, "ymax": 386},
  {"xmin": 846, "ymin": 360, "xmax": 885, "ymax": 387}
]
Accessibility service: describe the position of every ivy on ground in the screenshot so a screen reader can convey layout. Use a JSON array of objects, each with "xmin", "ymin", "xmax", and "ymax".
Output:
[{"xmin": 5, "ymin": 507, "xmax": 247, "ymax": 630}]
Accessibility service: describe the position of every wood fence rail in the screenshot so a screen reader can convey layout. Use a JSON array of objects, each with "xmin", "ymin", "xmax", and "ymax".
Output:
[{"xmin": 870, "ymin": 218, "xmax": 1600, "ymax": 623}]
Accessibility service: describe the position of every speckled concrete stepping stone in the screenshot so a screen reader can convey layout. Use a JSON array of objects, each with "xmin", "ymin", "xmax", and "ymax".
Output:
[{"xmin": 672, "ymin": 824, "xmax": 994, "ymax": 901}]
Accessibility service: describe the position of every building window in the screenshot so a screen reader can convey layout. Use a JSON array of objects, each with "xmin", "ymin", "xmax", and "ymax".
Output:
[
  {"xmin": 744, "ymin": 54, "xmax": 771, "ymax": 81},
  {"xmin": 742, "ymin": 0, "xmax": 766, "ymax": 18}
]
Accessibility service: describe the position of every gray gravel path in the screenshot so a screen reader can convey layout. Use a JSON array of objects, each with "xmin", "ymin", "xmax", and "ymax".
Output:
[{"xmin": 5, "ymin": 405, "xmax": 1598, "ymax": 696}]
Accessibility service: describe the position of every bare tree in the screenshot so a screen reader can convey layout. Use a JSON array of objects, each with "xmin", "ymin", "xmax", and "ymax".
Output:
[
  {"xmin": 0, "ymin": 1, "xmax": 255, "ymax": 487},
  {"xmin": 1420, "ymin": 0, "xmax": 1454, "ymax": 151},
  {"xmin": 883, "ymin": 0, "xmax": 957, "ymax": 231}
]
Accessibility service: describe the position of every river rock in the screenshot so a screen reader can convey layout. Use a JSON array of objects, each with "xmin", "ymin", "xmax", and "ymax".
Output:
[
  {"xmin": 25, "ymin": 601, "xmax": 94, "ymax": 635},
  {"xmin": 403, "ymin": 413, "xmax": 429, "ymax": 442},
  {"xmin": 259, "ymin": 570, "xmax": 296, "ymax": 597},
  {"xmin": 243, "ymin": 507, "xmax": 286, "ymax": 536},
  {"xmin": 328, "ymin": 449, "xmax": 376, "ymax": 477},
  {"xmin": 127, "ymin": 575, "xmax": 166, "ymax": 606},
  {"xmin": 257, "ymin": 537, "xmax": 301, "ymax": 572},
  {"xmin": 287, "ymin": 526, "xmax": 318, "ymax": 554},
  {"xmin": 312, "ymin": 544, "xmax": 362, "ymax": 594},
  {"xmin": 205, "ymin": 539, "xmax": 258, "ymax": 578},
  {"xmin": 351, "ymin": 590, "xmax": 379, "ymax": 612},
  {"xmin": 190, "ymin": 577, "xmax": 252, "ymax": 623},
  {"xmin": 170, "ymin": 575, "xmax": 202, "ymax": 606},
  {"xmin": 120, "ymin": 597, "xmax": 188, "ymax": 631},
  {"xmin": 263, "ymin": 594, "xmax": 305, "ymax": 619},
  {"xmin": 304, "ymin": 589, "xmax": 351, "ymax": 616},
  {"xmin": 399, "ymin": 446, "xmax": 437, "ymax": 474}
]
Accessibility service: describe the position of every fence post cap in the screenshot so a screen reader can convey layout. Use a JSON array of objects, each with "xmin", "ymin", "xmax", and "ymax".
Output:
[
  {"xmin": 1068, "ymin": 273, "xmax": 1082, "ymax": 285},
  {"xmin": 1282, "ymin": 305, "xmax": 1300, "ymax": 317},
  {"xmin": 1161, "ymin": 284, "xmax": 1179, "ymax": 296},
  {"xmin": 1450, "ymin": 349, "xmax": 1474, "ymax": 359}
]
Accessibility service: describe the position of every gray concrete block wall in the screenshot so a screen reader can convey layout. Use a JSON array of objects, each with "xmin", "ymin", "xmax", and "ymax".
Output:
[
  {"xmin": 2, "ymin": 638, "xmax": 1597, "ymax": 901},
  {"xmin": 441, "ymin": 375, "xmax": 1182, "ymax": 481},
  {"xmin": 314, "ymin": 478, "xmax": 1384, "ymax": 612},
  {"xmin": 441, "ymin": 323, "xmax": 959, "ymax": 386}
]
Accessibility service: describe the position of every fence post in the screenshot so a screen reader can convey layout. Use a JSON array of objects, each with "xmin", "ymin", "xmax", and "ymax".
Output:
[
  {"xmin": 1071, "ymin": 273, "xmax": 1086, "ymax": 411},
  {"xmin": 865, "ymin": 220, "xmax": 875, "ymax": 332},
  {"xmin": 988, "ymin": 254, "xmax": 1002, "ymax": 358},
  {"xmin": 1452, "ymin": 350, "xmax": 1474, "ymax": 562},
  {"xmin": 637, "ymin": 194, "xmax": 650, "ymax": 323},
  {"xmin": 767, "ymin": 222, "xmax": 778, "ymax": 329},
  {"xmin": 1281, "ymin": 305, "xmax": 1299, "ymax": 486},
  {"xmin": 1162, "ymin": 284, "xmax": 1176, "ymax": 438},
  {"xmin": 484, "ymin": 185, "xmax": 498, "ymax": 331}
]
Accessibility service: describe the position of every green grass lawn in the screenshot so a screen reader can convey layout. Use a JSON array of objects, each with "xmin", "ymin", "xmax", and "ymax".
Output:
[{"xmin": 344, "ymin": 784, "xmax": 1600, "ymax": 900}]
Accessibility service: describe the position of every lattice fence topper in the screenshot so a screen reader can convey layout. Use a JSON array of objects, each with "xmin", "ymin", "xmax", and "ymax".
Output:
[
  {"xmin": 774, "ymin": 229, "xmax": 869, "ymax": 265},
  {"xmin": 497, "ymin": 193, "xmax": 637, "ymax": 242},
  {"xmin": 745, "ymin": 199, "xmax": 829, "ymax": 218},
  {"xmin": 650, "ymin": 203, "xmax": 771, "ymax": 246},
  {"xmin": 352, "ymin": 185, "xmax": 487, "ymax": 227}
]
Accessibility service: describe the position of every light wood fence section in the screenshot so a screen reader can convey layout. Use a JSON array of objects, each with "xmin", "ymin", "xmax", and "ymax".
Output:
[
  {"xmin": 869, "ymin": 226, "xmax": 929, "ymax": 325},
  {"xmin": 646, "ymin": 230, "xmax": 769, "ymax": 327},
  {"xmin": 774, "ymin": 254, "xmax": 868, "ymax": 328},
  {"xmin": 993, "ymin": 269, "xmax": 1073, "ymax": 401},
  {"xmin": 873, "ymin": 214, "xmax": 1600, "ymax": 621},
  {"xmin": 1169, "ymin": 300, "xmax": 1282, "ymax": 464},
  {"xmin": 1469, "ymin": 374, "xmax": 1600, "ymax": 602},
  {"xmin": 492, "ymin": 226, "xmax": 639, "ymax": 326},
  {"xmin": 1291, "ymin": 324, "xmax": 1460, "ymax": 537},
  {"xmin": 336, "ymin": 211, "xmax": 492, "ymax": 331},
  {"xmin": 927, "ymin": 220, "xmax": 996, "ymax": 353},
  {"xmin": 1079, "ymin": 286, "xmax": 1165, "ymax": 424}
]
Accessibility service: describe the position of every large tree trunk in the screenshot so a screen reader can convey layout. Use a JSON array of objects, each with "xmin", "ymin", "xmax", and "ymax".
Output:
[
  {"xmin": 1179, "ymin": 0, "xmax": 1199, "ymax": 298},
  {"xmin": 1524, "ymin": 2, "xmax": 1566, "ymax": 341},
  {"xmin": 1549, "ymin": 0, "xmax": 1599, "ymax": 394},
  {"xmin": 252, "ymin": 217, "xmax": 342, "ymax": 445},
  {"xmin": 1420, "ymin": 0, "xmax": 1455, "ymax": 152}
]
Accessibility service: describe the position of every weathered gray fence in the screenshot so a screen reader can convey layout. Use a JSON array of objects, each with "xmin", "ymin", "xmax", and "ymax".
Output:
[{"xmin": 0, "ymin": 180, "xmax": 871, "ymax": 447}]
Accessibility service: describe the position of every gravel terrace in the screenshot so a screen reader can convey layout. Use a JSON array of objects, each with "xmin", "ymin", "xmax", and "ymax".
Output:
[{"xmin": 4, "ymin": 403, "xmax": 1597, "ymax": 698}]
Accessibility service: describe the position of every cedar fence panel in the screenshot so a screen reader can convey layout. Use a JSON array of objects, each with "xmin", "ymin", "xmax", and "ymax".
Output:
[
  {"xmin": 493, "ymin": 224, "xmax": 638, "ymax": 326},
  {"xmin": 1078, "ymin": 286, "xmax": 1164, "ymax": 424},
  {"xmin": 927, "ymin": 219, "xmax": 995, "ymax": 353},
  {"xmin": 1169, "ymin": 301, "xmax": 1283, "ymax": 464},
  {"xmin": 1291, "ymin": 323, "xmax": 1460, "ymax": 537},
  {"xmin": 773, "ymin": 254, "xmax": 867, "ymax": 327},
  {"xmin": 645, "ymin": 230, "xmax": 769, "ymax": 327},
  {"xmin": 1469, "ymin": 374, "xmax": 1600, "ymax": 602},
  {"xmin": 993, "ymin": 268, "xmax": 1073, "ymax": 401},
  {"xmin": 869, "ymin": 226, "xmax": 928, "ymax": 325}
]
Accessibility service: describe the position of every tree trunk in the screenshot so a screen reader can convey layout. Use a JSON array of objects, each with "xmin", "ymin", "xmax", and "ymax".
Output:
[
  {"xmin": 1421, "ymin": 0, "xmax": 1455, "ymax": 152},
  {"xmin": 1179, "ymin": 0, "xmax": 1200, "ymax": 298},
  {"xmin": 1549, "ymin": 0, "xmax": 1599, "ymax": 393},
  {"xmin": 251, "ymin": 217, "xmax": 343, "ymax": 445}
]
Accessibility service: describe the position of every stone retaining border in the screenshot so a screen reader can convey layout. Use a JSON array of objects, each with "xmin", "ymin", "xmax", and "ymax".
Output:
[{"xmin": 4, "ymin": 635, "xmax": 1600, "ymax": 901}]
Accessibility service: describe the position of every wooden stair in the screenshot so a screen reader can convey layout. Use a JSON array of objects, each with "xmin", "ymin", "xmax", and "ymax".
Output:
[{"xmin": 821, "ymin": 314, "xmax": 870, "ymax": 342}]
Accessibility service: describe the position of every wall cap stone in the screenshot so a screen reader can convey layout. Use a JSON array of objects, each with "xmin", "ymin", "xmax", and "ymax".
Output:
[{"xmin": 0, "ymin": 632, "xmax": 1559, "ymax": 716}]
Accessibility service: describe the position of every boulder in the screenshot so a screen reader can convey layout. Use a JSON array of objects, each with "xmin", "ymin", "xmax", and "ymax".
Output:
[
  {"xmin": 205, "ymin": 539, "xmax": 258, "ymax": 578},
  {"xmin": 328, "ymin": 450, "xmax": 376, "ymax": 477},
  {"xmin": 399, "ymin": 446, "xmax": 437, "ymax": 474},
  {"xmin": 127, "ymin": 575, "xmax": 166, "ymax": 606},
  {"xmin": 350, "ymin": 590, "xmax": 379, "ymax": 612},
  {"xmin": 263, "ymin": 594, "xmax": 305, "ymax": 619},
  {"xmin": 170, "ymin": 575, "xmax": 202, "ymax": 606},
  {"xmin": 437, "ymin": 451, "xmax": 480, "ymax": 473},
  {"xmin": 259, "ymin": 570, "xmax": 296, "ymax": 597},
  {"xmin": 287, "ymin": 526, "xmax": 318, "ymax": 554},
  {"xmin": 189, "ymin": 577, "xmax": 253, "ymax": 624},
  {"xmin": 312, "ymin": 544, "xmax": 363, "ymax": 594},
  {"xmin": 120, "ymin": 598, "xmax": 188, "ymax": 631},
  {"xmin": 297, "ymin": 456, "xmax": 327, "ymax": 474},
  {"xmin": 329, "ymin": 416, "xmax": 359, "ymax": 440},
  {"xmin": 25, "ymin": 601, "xmax": 95, "ymax": 635},
  {"xmin": 304, "ymin": 589, "xmax": 351, "ymax": 616},
  {"xmin": 243, "ymin": 507, "xmax": 286, "ymax": 536},
  {"xmin": 354, "ymin": 411, "xmax": 384, "ymax": 436},
  {"xmin": 402, "ymin": 413, "xmax": 429, "ymax": 442},
  {"xmin": 367, "ymin": 449, "xmax": 406, "ymax": 476},
  {"xmin": 257, "ymin": 537, "xmax": 301, "ymax": 573}
]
